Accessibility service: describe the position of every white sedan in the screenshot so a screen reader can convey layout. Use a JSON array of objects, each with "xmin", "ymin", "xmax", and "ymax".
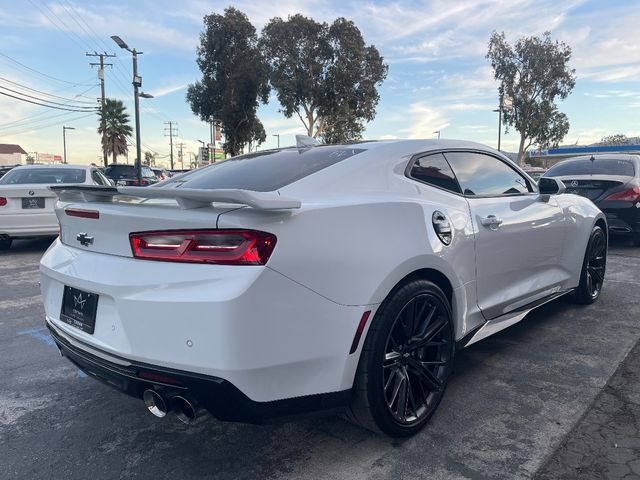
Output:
[
  {"xmin": 39, "ymin": 139, "xmax": 606, "ymax": 437},
  {"xmin": 0, "ymin": 164, "xmax": 112, "ymax": 249}
]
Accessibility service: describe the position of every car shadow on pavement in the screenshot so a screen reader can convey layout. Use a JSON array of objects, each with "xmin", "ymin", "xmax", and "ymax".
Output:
[{"xmin": 1, "ymin": 237, "xmax": 56, "ymax": 255}]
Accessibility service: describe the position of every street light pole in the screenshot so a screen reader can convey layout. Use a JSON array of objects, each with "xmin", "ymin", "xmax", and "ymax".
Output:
[
  {"xmin": 433, "ymin": 130, "xmax": 441, "ymax": 139},
  {"xmin": 112, "ymin": 35, "xmax": 153, "ymax": 186},
  {"xmin": 272, "ymin": 134, "xmax": 280, "ymax": 148},
  {"xmin": 62, "ymin": 126, "xmax": 75, "ymax": 164},
  {"xmin": 132, "ymin": 49, "xmax": 142, "ymax": 185}
]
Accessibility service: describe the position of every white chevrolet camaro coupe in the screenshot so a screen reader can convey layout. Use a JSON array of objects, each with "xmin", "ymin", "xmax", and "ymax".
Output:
[
  {"xmin": 39, "ymin": 139, "xmax": 607, "ymax": 437},
  {"xmin": 0, "ymin": 164, "xmax": 113, "ymax": 250}
]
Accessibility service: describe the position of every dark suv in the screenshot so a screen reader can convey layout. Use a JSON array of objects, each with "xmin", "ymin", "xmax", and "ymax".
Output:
[
  {"xmin": 0, "ymin": 165, "xmax": 16, "ymax": 178},
  {"xmin": 544, "ymin": 154, "xmax": 640, "ymax": 245},
  {"xmin": 103, "ymin": 164, "xmax": 158, "ymax": 186}
]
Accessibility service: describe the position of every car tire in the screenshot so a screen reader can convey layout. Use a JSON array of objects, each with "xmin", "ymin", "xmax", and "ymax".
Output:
[
  {"xmin": 572, "ymin": 225, "xmax": 607, "ymax": 305},
  {"xmin": 347, "ymin": 279, "xmax": 455, "ymax": 437},
  {"xmin": 0, "ymin": 236, "xmax": 12, "ymax": 250}
]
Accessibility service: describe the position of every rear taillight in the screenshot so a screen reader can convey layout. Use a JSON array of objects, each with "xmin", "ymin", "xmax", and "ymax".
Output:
[
  {"xmin": 129, "ymin": 229, "xmax": 277, "ymax": 265},
  {"xmin": 0, "ymin": 197, "xmax": 6, "ymax": 206},
  {"xmin": 603, "ymin": 186, "xmax": 640, "ymax": 202}
]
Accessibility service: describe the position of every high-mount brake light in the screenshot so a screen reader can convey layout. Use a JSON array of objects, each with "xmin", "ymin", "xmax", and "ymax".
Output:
[
  {"xmin": 65, "ymin": 208, "xmax": 100, "ymax": 219},
  {"xmin": 603, "ymin": 186, "xmax": 640, "ymax": 203},
  {"xmin": 129, "ymin": 229, "xmax": 277, "ymax": 265}
]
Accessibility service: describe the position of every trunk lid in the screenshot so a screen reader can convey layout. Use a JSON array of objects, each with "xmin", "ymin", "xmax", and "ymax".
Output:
[
  {"xmin": 51, "ymin": 185, "xmax": 300, "ymax": 257},
  {"xmin": 57, "ymin": 199, "xmax": 240, "ymax": 257},
  {"xmin": 0, "ymin": 184, "xmax": 58, "ymax": 214},
  {"xmin": 553, "ymin": 175, "xmax": 631, "ymax": 201}
]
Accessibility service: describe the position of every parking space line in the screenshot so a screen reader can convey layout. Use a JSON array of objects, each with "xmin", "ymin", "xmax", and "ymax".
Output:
[{"xmin": 17, "ymin": 326, "xmax": 87, "ymax": 378}]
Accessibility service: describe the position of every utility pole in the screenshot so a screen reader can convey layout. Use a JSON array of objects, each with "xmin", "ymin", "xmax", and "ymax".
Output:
[
  {"xmin": 86, "ymin": 52, "xmax": 115, "ymax": 167},
  {"xmin": 62, "ymin": 126, "xmax": 75, "ymax": 164},
  {"xmin": 176, "ymin": 142, "xmax": 185, "ymax": 169},
  {"xmin": 164, "ymin": 122, "xmax": 177, "ymax": 169}
]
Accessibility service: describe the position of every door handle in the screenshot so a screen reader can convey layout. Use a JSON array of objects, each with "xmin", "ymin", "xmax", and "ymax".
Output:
[{"xmin": 480, "ymin": 215, "xmax": 503, "ymax": 229}]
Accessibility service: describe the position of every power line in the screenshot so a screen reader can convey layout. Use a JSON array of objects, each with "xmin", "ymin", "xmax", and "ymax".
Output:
[
  {"xmin": 0, "ymin": 110, "xmax": 82, "ymax": 131},
  {"xmin": 59, "ymin": 0, "xmax": 108, "ymax": 53},
  {"xmin": 28, "ymin": 0, "xmax": 89, "ymax": 52},
  {"xmin": 0, "ymin": 52, "xmax": 95, "ymax": 87},
  {"xmin": 0, "ymin": 76, "xmax": 97, "ymax": 104},
  {"xmin": 0, "ymin": 84, "xmax": 98, "ymax": 129},
  {"xmin": 0, "ymin": 111, "xmax": 95, "ymax": 137},
  {"xmin": 0, "ymin": 90, "xmax": 98, "ymax": 112},
  {"xmin": 56, "ymin": 0, "xmax": 134, "ymax": 89},
  {"xmin": 0, "ymin": 85, "xmax": 97, "ymax": 109}
]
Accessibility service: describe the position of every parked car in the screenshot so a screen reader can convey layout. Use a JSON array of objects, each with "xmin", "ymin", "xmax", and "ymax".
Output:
[
  {"xmin": 0, "ymin": 165, "xmax": 18, "ymax": 178},
  {"xmin": 151, "ymin": 167, "xmax": 172, "ymax": 181},
  {"xmin": 103, "ymin": 164, "xmax": 158, "ymax": 186},
  {"xmin": 522, "ymin": 166, "xmax": 547, "ymax": 182},
  {"xmin": 0, "ymin": 164, "xmax": 112, "ymax": 249},
  {"xmin": 544, "ymin": 154, "xmax": 640, "ymax": 246},
  {"xmin": 40, "ymin": 139, "xmax": 606, "ymax": 437}
]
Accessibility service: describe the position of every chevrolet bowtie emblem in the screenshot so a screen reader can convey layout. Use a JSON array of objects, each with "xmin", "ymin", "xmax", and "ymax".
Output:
[
  {"xmin": 76, "ymin": 233, "xmax": 94, "ymax": 246},
  {"xmin": 73, "ymin": 293, "xmax": 87, "ymax": 310}
]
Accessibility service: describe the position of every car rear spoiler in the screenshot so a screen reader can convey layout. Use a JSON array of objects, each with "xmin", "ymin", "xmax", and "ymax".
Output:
[{"xmin": 48, "ymin": 185, "xmax": 301, "ymax": 210}]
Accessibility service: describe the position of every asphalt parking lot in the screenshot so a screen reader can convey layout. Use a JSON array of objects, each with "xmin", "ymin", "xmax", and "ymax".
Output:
[{"xmin": 1, "ymin": 237, "xmax": 640, "ymax": 480}]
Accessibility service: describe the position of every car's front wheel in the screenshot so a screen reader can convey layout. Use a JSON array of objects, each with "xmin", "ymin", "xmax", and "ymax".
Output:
[
  {"xmin": 348, "ymin": 279, "xmax": 454, "ymax": 437},
  {"xmin": 572, "ymin": 225, "xmax": 607, "ymax": 304}
]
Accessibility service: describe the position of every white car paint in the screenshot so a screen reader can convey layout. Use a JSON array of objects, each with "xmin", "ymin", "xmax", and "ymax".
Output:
[
  {"xmin": 39, "ymin": 140, "xmax": 605, "ymax": 413},
  {"xmin": 0, "ymin": 164, "xmax": 110, "ymax": 241}
]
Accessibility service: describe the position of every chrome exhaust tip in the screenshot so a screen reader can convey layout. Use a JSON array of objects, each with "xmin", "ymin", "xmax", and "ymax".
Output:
[
  {"xmin": 143, "ymin": 389, "xmax": 168, "ymax": 418},
  {"xmin": 172, "ymin": 395, "xmax": 198, "ymax": 424}
]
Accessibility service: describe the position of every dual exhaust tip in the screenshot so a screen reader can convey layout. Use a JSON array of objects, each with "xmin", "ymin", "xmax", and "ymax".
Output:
[{"xmin": 143, "ymin": 389, "xmax": 199, "ymax": 424}]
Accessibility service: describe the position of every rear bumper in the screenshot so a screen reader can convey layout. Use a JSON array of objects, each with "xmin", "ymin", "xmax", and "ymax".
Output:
[
  {"xmin": 47, "ymin": 319, "xmax": 351, "ymax": 422},
  {"xmin": 0, "ymin": 212, "xmax": 58, "ymax": 237},
  {"xmin": 599, "ymin": 203, "xmax": 640, "ymax": 234},
  {"xmin": 40, "ymin": 239, "xmax": 373, "ymax": 403}
]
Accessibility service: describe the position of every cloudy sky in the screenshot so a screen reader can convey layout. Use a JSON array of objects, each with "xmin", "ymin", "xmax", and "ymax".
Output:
[{"xmin": 0, "ymin": 0, "xmax": 638, "ymax": 166}]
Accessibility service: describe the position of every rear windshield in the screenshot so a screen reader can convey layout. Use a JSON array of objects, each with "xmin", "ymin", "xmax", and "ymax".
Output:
[
  {"xmin": 105, "ymin": 165, "xmax": 156, "ymax": 179},
  {"xmin": 0, "ymin": 168, "xmax": 86, "ymax": 185},
  {"xmin": 162, "ymin": 147, "xmax": 365, "ymax": 192},
  {"xmin": 546, "ymin": 158, "xmax": 636, "ymax": 177}
]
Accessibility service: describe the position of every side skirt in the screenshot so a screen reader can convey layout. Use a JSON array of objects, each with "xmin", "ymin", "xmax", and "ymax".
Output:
[{"xmin": 458, "ymin": 289, "xmax": 574, "ymax": 348}]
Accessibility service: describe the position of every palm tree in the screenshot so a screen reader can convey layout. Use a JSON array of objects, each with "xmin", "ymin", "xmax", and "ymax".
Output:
[{"xmin": 98, "ymin": 99, "xmax": 133, "ymax": 166}]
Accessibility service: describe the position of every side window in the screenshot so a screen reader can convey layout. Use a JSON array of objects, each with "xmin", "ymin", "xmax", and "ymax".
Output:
[
  {"xmin": 97, "ymin": 170, "xmax": 111, "ymax": 185},
  {"xmin": 444, "ymin": 152, "xmax": 532, "ymax": 196},
  {"xmin": 91, "ymin": 170, "xmax": 106, "ymax": 185},
  {"xmin": 409, "ymin": 153, "xmax": 461, "ymax": 194}
]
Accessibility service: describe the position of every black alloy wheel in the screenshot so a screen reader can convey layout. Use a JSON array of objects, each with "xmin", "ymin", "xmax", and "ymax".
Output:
[
  {"xmin": 348, "ymin": 280, "xmax": 454, "ymax": 437},
  {"xmin": 573, "ymin": 225, "xmax": 607, "ymax": 304},
  {"xmin": 382, "ymin": 294, "xmax": 453, "ymax": 425}
]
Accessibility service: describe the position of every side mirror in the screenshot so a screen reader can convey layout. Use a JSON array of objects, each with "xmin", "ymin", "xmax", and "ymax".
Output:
[{"xmin": 538, "ymin": 177, "xmax": 565, "ymax": 195}]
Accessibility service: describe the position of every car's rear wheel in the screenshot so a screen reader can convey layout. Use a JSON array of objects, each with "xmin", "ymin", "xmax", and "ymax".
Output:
[
  {"xmin": 0, "ymin": 236, "xmax": 12, "ymax": 250},
  {"xmin": 572, "ymin": 225, "xmax": 606, "ymax": 304},
  {"xmin": 347, "ymin": 279, "xmax": 454, "ymax": 437}
]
